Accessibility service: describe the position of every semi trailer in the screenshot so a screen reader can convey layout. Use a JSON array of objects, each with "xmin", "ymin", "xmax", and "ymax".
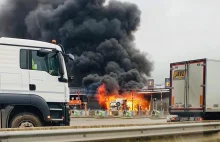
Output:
[
  {"xmin": 167, "ymin": 58, "xmax": 220, "ymax": 121},
  {"xmin": 0, "ymin": 37, "xmax": 74, "ymax": 128}
]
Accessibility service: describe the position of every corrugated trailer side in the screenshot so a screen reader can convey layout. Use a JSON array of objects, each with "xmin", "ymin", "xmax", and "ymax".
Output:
[{"xmin": 205, "ymin": 59, "xmax": 220, "ymax": 113}]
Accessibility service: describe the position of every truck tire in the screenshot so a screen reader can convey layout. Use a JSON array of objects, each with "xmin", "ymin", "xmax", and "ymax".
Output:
[{"xmin": 10, "ymin": 112, "xmax": 42, "ymax": 128}]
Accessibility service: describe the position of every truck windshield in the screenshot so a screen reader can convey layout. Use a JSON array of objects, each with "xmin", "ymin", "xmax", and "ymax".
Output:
[{"xmin": 31, "ymin": 50, "xmax": 60, "ymax": 76}]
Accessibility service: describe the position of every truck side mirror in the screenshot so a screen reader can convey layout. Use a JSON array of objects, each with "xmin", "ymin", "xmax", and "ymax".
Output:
[
  {"xmin": 67, "ymin": 54, "xmax": 74, "ymax": 60},
  {"xmin": 68, "ymin": 76, "xmax": 74, "ymax": 80},
  {"xmin": 58, "ymin": 52, "xmax": 64, "ymax": 76},
  {"xmin": 63, "ymin": 53, "xmax": 74, "ymax": 63},
  {"xmin": 58, "ymin": 52, "xmax": 68, "ymax": 83},
  {"xmin": 37, "ymin": 49, "xmax": 50, "ymax": 57}
]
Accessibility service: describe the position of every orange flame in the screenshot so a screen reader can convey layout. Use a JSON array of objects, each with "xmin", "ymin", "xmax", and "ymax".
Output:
[{"xmin": 96, "ymin": 84, "xmax": 150, "ymax": 111}]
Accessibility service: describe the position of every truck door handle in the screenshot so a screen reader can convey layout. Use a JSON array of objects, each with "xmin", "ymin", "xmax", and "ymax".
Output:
[{"xmin": 29, "ymin": 84, "xmax": 36, "ymax": 91}]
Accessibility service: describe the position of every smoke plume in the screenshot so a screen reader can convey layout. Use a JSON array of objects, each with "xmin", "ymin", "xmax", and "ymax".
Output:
[{"xmin": 0, "ymin": 0, "xmax": 153, "ymax": 92}]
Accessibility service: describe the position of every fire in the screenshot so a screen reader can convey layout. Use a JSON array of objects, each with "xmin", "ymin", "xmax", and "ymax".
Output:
[{"xmin": 96, "ymin": 84, "xmax": 150, "ymax": 111}]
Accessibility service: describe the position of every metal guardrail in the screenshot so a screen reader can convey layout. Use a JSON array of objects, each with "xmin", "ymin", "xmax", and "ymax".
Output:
[{"xmin": 0, "ymin": 122, "xmax": 219, "ymax": 142}]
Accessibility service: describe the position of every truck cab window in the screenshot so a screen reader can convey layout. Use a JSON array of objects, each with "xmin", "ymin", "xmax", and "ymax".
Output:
[
  {"xmin": 20, "ymin": 49, "xmax": 28, "ymax": 69},
  {"xmin": 31, "ymin": 50, "xmax": 59, "ymax": 76}
]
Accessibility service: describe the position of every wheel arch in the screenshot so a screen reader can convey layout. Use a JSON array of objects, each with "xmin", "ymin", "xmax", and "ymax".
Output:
[
  {"xmin": 0, "ymin": 93, "xmax": 51, "ymax": 128},
  {"xmin": 7, "ymin": 105, "xmax": 45, "ymax": 127}
]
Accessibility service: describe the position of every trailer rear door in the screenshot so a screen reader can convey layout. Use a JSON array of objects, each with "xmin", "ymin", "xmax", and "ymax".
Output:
[
  {"xmin": 187, "ymin": 61, "xmax": 204, "ymax": 110},
  {"xmin": 170, "ymin": 59, "xmax": 205, "ymax": 112},
  {"xmin": 170, "ymin": 63, "xmax": 186, "ymax": 110}
]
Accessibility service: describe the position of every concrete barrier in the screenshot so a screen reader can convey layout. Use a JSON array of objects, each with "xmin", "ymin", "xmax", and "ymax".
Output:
[
  {"xmin": 70, "ymin": 109, "xmax": 158, "ymax": 118},
  {"xmin": 80, "ymin": 110, "xmax": 88, "ymax": 116},
  {"xmin": 95, "ymin": 110, "xmax": 107, "ymax": 117},
  {"xmin": 126, "ymin": 111, "xmax": 132, "ymax": 117}
]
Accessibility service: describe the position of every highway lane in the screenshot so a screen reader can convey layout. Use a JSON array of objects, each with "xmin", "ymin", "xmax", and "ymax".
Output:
[{"xmin": 70, "ymin": 117, "xmax": 167, "ymax": 126}]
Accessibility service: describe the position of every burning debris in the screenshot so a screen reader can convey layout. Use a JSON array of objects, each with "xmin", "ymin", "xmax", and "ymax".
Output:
[
  {"xmin": 0, "ymin": 0, "xmax": 153, "ymax": 91},
  {"xmin": 96, "ymin": 83, "xmax": 150, "ymax": 111}
]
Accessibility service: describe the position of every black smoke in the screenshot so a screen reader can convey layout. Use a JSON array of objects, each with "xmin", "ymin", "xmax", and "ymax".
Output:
[{"xmin": 0, "ymin": 0, "xmax": 153, "ymax": 92}]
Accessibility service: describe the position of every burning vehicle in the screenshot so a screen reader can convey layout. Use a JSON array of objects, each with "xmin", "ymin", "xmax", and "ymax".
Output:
[
  {"xmin": 109, "ymin": 99, "xmax": 128, "ymax": 111},
  {"xmin": 96, "ymin": 84, "xmax": 150, "ymax": 115}
]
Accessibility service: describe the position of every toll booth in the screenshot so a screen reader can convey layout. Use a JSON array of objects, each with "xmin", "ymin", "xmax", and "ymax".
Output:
[
  {"xmin": 137, "ymin": 87, "xmax": 170, "ymax": 115},
  {"xmin": 69, "ymin": 87, "xmax": 88, "ymax": 110}
]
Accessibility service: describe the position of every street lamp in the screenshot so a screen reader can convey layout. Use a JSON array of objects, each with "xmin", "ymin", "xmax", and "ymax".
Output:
[
  {"xmin": 153, "ymin": 98, "xmax": 157, "ymax": 110},
  {"xmin": 131, "ymin": 90, "xmax": 134, "ymax": 112}
]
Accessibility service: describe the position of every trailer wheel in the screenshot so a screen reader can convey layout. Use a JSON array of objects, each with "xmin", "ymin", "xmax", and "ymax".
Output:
[{"xmin": 10, "ymin": 112, "xmax": 42, "ymax": 128}]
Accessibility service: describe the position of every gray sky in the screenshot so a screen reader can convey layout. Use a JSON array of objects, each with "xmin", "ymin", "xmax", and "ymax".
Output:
[{"xmin": 116, "ymin": 0, "xmax": 220, "ymax": 84}]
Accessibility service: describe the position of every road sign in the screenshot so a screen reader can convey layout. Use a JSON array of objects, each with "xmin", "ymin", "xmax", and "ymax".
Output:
[
  {"xmin": 147, "ymin": 79, "xmax": 154, "ymax": 89},
  {"xmin": 165, "ymin": 78, "xmax": 170, "ymax": 88}
]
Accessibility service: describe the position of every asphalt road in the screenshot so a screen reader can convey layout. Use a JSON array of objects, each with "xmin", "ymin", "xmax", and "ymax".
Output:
[{"xmin": 70, "ymin": 118, "xmax": 167, "ymax": 126}]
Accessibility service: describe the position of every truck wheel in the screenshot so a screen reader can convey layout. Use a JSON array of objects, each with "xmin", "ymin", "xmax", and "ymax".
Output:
[{"xmin": 10, "ymin": 112, "xmax": 42, "ymax": 128}]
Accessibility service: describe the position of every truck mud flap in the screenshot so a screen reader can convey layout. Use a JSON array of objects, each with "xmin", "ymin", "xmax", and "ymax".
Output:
[{"xmin": 0, "ymin": 110, "xmax": 1, "ymax": 128}]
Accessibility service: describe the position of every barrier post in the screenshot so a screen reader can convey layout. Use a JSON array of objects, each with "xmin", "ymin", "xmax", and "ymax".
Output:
[{"xmin": 84, "ymin": 102, "xmax": 87, "ymax": 116}]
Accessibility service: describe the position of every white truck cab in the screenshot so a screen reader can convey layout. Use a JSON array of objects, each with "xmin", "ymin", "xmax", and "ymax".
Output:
[{"xmin": 0, "ymin": 37, "xmax": 74, "ymax": 128}]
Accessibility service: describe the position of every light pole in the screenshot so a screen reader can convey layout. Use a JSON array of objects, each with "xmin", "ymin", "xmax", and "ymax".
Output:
[
  {"xmin": 160, "ymin": 90, "xmax": 163, "ymax": 111},
  {"xmin": 131, "ymin": 90, "xmax": 134, "ymax": 117},
  {"xmin": 153, "ymin": 98, "xmax": 157, "ymax": 110}
]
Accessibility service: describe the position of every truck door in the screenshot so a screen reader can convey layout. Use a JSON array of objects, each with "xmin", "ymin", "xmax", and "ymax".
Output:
[
  {"xmin": 187, "ymin": 61, "xmax": 204, "ymax": 111},
  {"xmin": 170, "ymin": 63, "xmax": 187, "ymax": 110},
  {"xmin": 28, "ymin": 48, "xmax": 67, "ymax": 103},
  {"xmin": 170, "ymin": 60, "xmax": 204, "ymax": 112},
  {"xmin": 20, "ymin": 48, "xmax": 30, "ymax": 94}
]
